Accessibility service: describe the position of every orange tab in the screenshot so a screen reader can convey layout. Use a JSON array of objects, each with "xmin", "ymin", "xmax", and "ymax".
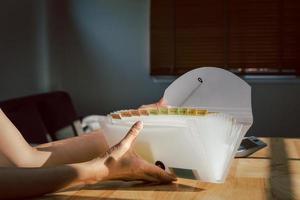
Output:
[
  {"xmin": 111, "ymin": 114, "xmax": 121, "ymax": 119},
  {"xmin": 120, "ymin": 111, "xmax": 132, "ymax": 117},
  {"xmin": 130, "ymin": 110, "xmax": 140, "ymax": 116},
  {"xmin": 138, "ymin": 109, "xmax": 149, "ymax": 116}
]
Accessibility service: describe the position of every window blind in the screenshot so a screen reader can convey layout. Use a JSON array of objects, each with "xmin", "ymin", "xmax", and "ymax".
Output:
[{"xmin": 150, "ymin": 0, "xmax": 300, "ymax": 75}]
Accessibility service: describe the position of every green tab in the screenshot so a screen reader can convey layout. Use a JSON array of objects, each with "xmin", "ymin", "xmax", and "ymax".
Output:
[
  {"xmin": 178, "ymin": 108, "xmax": 187, "ymax": 115},
  {"xmin": 159, "ymin": 108, "xmax": 168, "ymax": 115},
  {"xmin": 149, "ymin": 108, "xmax": 159, "ymax": 115},
  {"xmin": 168, "ymin": 108, "xmax": 178, "ymax": 115}
]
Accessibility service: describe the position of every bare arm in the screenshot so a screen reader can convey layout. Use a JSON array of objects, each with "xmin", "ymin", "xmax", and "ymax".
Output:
[
  {"xmin": 0, "ymin": 109, "xmax": 109, "ymax": 167},
  {"xmin": 0, "ymin": 163, "xmax": 90, "ymax": 199},
  {"xmin": 0, "ymin": 121, "xmax": 176, "ymax": 199},
  {"xmin": 34, "ymin": 131, "xmax": 109, "ymax": 167},
  {"xmin": 0, "ymin": 109, "xmax": 37, "ymax": 167}
]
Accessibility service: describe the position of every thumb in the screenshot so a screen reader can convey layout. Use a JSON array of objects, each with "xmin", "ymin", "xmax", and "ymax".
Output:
[
  {"xmin": 157, "ymin": 98, "xmax": 168, "ymax": 107},
  {"xmin": 120, "ymin": 121, "xmax": 143, "ymax": 149}
]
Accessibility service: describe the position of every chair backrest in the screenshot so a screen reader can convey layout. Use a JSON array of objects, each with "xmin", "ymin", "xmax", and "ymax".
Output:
[{"xmin": 0, "ymin": 91, "xmax": 78, "ymax": 144}]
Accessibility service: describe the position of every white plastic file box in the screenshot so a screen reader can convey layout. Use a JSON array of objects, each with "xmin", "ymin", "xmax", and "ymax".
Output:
[{"xmin": 101, "ymin": 67, "xmax": 253, "ymax": 183}]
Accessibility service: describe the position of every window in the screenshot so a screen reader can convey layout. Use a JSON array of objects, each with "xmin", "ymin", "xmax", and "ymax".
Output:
[{"xmin": 150, "ymin": 0, "xmax": 300, "ymax": 75}]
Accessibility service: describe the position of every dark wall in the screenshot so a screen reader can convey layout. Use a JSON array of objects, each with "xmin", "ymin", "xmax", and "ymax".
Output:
[
  {"xmin": 48, "ymin": 0, "xmax": 166, "ymax": 114},
  {"xmin": 250, "ymin": 80, "xmax": 300, "ymax": 137},
  {"xmin": 0, "ymin": 0, "xmax": 49, "ymax": 100}
]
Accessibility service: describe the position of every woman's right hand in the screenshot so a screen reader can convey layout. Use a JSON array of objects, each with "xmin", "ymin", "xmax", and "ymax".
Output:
[
  {"xmin": 139, "ymin": 98, "xmax": 169, "ymax": 109},
  {"xmin": 86, "ymin": 121, "xmax": 177, "ymax": 184}
]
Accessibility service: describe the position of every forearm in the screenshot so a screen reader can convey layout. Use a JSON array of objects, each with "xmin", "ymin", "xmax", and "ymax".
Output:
[
  {"xmin": 0, "ymin": 166, "xmax": 78, "ymax": 199},
  {"xmin": 0, "ymin": 161, "xmax": 107, "ymax": 200},
  {"xmin": 0, "ymin": 109, "xmax": 36, "ymax": 167},
  {"xmin": 0, "ymin": 132, "xmax": 109, "ymax": 168},
  {"xmin": 33, "ymin": 131, "xmax": 109, "ymax": 167}
]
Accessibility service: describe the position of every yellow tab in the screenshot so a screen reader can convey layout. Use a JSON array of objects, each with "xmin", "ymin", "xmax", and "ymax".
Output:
[
  {"xmin": 187, "ymin": 108, "xmax": 197, "ymax": 115},
  {"xmin": 196, "ymin": 109, "xmax": 208, "ymax": 115},
  {"xmin": 178, "ymin": 108, "xmax": 187, "ymax": 115},
  {"xmin": 168, "ymin": 107, "xmax": 178, "ymax": 115}
]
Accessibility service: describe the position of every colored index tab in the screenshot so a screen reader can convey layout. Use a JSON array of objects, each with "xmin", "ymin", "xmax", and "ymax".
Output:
[
  {"xmin": 111, "ymin": 114, "xmax": 121, "ymax": 119},
  {"xmin": 120, "ymin": 111, "xmax": 132, "ymax": 117},
  {"xmin": 159, "ymin": 108, "xmax": 168, "ymax": 115},
  {"xmin": 138, "ymin": 109, "xmax": 149, "ymax": 116},
  {"xmin": 130, "ymin": 110, "xmax": 140, "ymax": 116},
  {"xmin": 178, "ymin": 108, "xmax": 187, "ymax": 115},
  {"xmin": 148, "ymin": 108, "xmax": 159, "ymax": 115},
  {"xmin": 168, "ymin": 107, "xmax": 178, "ymax": 115},
  {"xmin": 196, "ymin": 109, "xmax": 208, "ymax": 115},
  {"xmin": 187, "ymin": 108, "xmax": 197, "ymax": 115}
]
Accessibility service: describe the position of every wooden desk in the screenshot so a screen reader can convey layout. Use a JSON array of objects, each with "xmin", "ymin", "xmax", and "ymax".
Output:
[{"xmin": 37, "ymin": 138, "xmax": 300, "ymax": 200}]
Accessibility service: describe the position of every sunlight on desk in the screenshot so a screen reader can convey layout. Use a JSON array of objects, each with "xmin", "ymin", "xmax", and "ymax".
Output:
[{"xmin": 36, "ymin": 138, "xmax": 300, "ymax": 200}]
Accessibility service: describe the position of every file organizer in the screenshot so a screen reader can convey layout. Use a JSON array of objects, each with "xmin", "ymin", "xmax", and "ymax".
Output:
[{"xmin": 101, "ymin": 67, "xmax": 253, "ymax": 183}]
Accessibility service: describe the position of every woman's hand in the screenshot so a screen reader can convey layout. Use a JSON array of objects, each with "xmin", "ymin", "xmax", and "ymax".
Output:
[
  {"xmin": 139, "ymin": 98, "xmax": 169, "ymax": 109},
  {"xmin": 88, "ymin": 121, "xmax": 176, "ymax": 184}
]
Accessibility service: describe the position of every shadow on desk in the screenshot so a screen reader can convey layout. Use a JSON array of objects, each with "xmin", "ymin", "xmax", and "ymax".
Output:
[
  {"xmin": 34, "ymin": 137, "xmax": 300, "ymax": 200},
  {"xmin": 35, "ymin": 195, "xmax": 128, "ymax": 200},
  {"xmin": 34, "ymin": 182, "xmax": 204, "ymax": 200},
  {"xmin": 246, "ymin": 157, "xmax": 300, "ymax": 161},
  {"xmin": 62, "ymin": 181, "xmax": 203, "ymax": 192},
  {"xmin": 240, "ymin": 137, "xmax": 297, "ymax": 199},
  {"xmin": 268, "ymin": 138, "xmax": 295, "ymax": 200},
  {"xmin": 86, "ymin": 182, "xmax": 203, "ymax": 192}
]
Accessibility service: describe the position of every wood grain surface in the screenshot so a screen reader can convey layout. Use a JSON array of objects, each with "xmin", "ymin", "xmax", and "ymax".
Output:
[{"xmin": 36, "ymin": 138, "xmax": 300, "ymax": 200}]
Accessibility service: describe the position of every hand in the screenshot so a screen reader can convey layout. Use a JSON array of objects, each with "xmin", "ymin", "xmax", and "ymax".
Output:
[
  {"xmin": 139, "ymin": 98, "xmax": 169, "ymax": 109},
  {"xmin": 89, "ymin": 121, "xmax": 176, "ymax": 184}
]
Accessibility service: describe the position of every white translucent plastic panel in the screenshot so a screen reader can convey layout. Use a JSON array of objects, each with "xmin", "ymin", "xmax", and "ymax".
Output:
[
  {"xmin": 163, "ymin": 67, "xmax": 253, "ymax": 124},
  {"xmin": 101, "ymin": 113, "xmax": 240, "ymax": 183}
]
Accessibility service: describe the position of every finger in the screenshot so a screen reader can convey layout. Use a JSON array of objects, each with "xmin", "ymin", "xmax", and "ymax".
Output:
[
  {"xmin": 139, "ymin": 98, "xmax": 169, "ymax": 109},
  {"xmin": 107, "ymin": 121, "xmax": 143, "ymax": 159},
  {"xmin": 141, "ymin": 174, "xmax": 160, "ymax": 183},
  {"xmin": 144, "ymin": 163, "xmax": 177, "ymax": 183},
  {"xmin": 120, "ymin": 121, "xmax": 143, "ymax": 149},
  {"xmin": 157, "ymin": 98, "xmax": 168, "ymax": 107}
]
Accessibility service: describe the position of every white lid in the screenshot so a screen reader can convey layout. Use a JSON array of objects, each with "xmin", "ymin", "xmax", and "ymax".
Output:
[{"xmin": 163, "ymin": 67, "xmax": 253, "ymax": 124}]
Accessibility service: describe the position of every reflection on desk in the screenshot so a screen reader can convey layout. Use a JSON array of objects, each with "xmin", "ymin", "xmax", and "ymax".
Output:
[{"xmin": 35, "ymin": 138, "xmax": 300, "ymax": 200}]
